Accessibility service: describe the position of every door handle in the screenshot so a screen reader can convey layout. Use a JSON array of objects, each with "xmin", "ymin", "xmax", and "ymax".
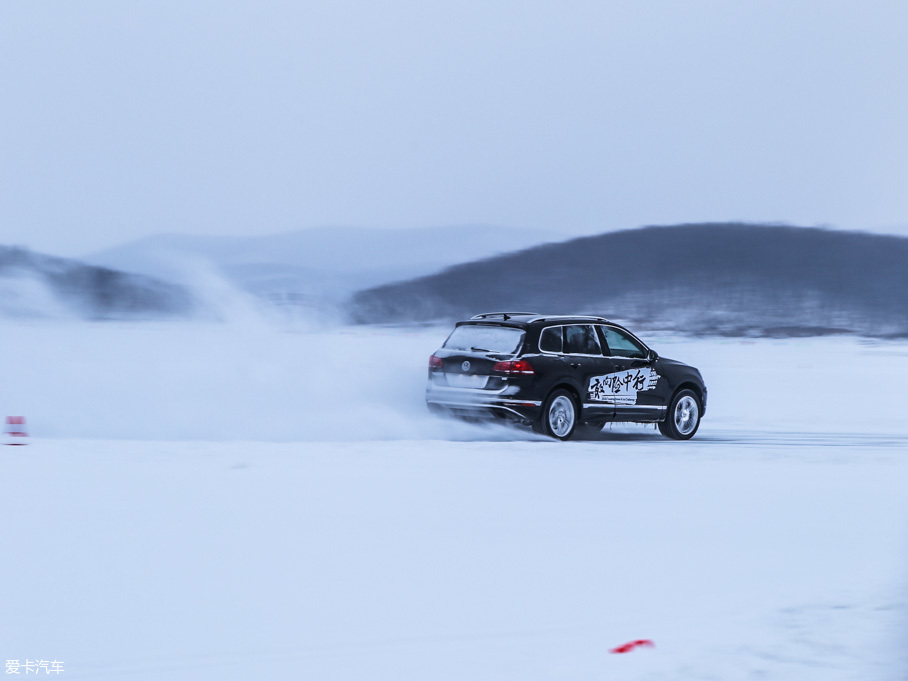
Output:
[{"xmin": 570, "ymin": 362, "xmax": 581, "ymax": 369}]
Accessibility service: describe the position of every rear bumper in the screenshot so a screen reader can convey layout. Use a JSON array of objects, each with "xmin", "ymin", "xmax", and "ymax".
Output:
[{"xmin": 425, "ymin": 385, "xmax": 541, "ymax": 423}]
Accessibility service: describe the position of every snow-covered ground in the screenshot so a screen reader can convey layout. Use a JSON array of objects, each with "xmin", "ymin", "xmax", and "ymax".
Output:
[{"xmin": 2, "ymin": 316, "xmax": 907, "ymax": 679}]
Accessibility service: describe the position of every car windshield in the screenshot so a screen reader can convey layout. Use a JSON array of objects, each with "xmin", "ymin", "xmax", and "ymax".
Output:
[{"xmin": 443, "ymin": 325, "xmax": 525, "ymax": 355}]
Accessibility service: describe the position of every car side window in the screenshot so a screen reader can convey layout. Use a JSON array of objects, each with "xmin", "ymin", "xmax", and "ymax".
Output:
[
  {"xmin": 564, "ymin": 325, "xmax": 602, "ymax": 355},
  {"xmin": 539, "ymin": 326, "xmax": 563, "ymax": 353},
  {"xmin": 601, "ymin": 326, "xmax": 647, "ymax": 359}
]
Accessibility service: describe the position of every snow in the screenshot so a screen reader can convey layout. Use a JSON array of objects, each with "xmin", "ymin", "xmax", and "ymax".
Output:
[{"xmin": 1, "ymin": 315, "xmax": 907, "ymax": 679}]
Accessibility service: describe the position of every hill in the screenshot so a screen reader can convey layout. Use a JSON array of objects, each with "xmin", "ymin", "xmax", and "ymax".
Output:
[
  {"xmin": 0, "ymin": 246, "xmax": 195, "ymax": 319},
  {"xmin": 349, "ymin": 223, "xmax": 908, "ymax": 337}
]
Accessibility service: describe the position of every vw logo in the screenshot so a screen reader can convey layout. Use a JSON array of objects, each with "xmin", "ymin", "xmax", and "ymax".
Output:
[{"xmin": 461, "ymin": 361, "xmax": 471, "ymax": 372}]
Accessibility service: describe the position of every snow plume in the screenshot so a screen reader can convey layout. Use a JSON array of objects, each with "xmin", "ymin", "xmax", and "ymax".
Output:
[
  {"xmin": 0, "ymin": 318, "xmax": 518, "ymax": 441},
  {"xmin": 0, "ymin": 271, "xmax": 81, "ymax": 320},
  {"xmin": 112, "ymin": 250, "xmax": 348, "ymax": 330},
  {"xmin": 0, "ymin": 249, "xmax": 470, "ymax": 442},
  {"xmin": 0, "ymin": 245, "xmax": 195, "ymax": 320},
  {"xmin": 0, "ymin": 244, "xmax": 345, "ymax": 326}
]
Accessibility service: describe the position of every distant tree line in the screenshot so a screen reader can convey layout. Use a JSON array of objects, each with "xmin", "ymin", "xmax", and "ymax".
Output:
[{"xmin": 349, "ymin": 224, "xmax": 908, "ymax": 337}]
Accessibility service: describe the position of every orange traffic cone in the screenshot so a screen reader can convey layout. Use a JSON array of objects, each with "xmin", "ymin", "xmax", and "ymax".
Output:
[{"xmin": 4, "ymin": 416, "xmax": 28, "ymax": 445}]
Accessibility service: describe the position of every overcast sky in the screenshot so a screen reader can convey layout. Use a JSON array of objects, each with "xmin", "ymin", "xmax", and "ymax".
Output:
[{"xmin": 2, "ymin": 1, "xmax": 907, "ymax": 257}]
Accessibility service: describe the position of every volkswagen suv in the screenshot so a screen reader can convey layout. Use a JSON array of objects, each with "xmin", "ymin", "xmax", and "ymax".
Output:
[{"xmin": 426, "ymin": 312, "xmax": 707, "ymax": 440}]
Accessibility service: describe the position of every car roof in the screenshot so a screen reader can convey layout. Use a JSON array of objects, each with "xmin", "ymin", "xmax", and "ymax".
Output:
[{"xmin": 464, "ymin": 312, "xmax": 615, "ymax": 326}]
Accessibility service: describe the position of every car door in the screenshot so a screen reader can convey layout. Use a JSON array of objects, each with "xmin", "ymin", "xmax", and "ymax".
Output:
[
  {"xmin": 597, "ymin": 325, "xmax": 667, "ymax": 422},
  {"xmin": 561, "ymin": 324, "xmax": 617, "ymax": 422}
]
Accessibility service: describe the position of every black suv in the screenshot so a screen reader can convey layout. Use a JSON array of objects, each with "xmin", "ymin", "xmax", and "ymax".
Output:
[{"xmin": 426, "ymin": 312, "xmax": 707, "ymax": 440}]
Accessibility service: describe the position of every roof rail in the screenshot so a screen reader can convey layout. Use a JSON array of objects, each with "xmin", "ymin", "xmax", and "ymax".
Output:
[
  {"xmin": 470, "ymin": 311, "xmax": 539, "ymax": 321},
  {"xmin": 527, "ymin": 314, "xmax": 611, "ymax": 323}
]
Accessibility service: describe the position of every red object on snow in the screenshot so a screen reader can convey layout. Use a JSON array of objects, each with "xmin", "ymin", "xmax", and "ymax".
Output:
[
  {"xmin": 4, "ymin": 416, "xmax": 28, "ymax": 445},
  {"xmin": 610, "ymin": 639, "xmax": 655, "ymax": 654}
]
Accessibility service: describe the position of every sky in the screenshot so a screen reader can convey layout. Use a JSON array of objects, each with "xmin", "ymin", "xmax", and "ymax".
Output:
[{"xmin": 2, "ymin": 0, "xmax": 907, "ymax": 257}]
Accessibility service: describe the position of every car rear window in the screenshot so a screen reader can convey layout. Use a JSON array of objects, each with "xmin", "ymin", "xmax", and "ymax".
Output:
[{"xmin": 443, "ymin": 325, "xmax": 525, "ymax": 355}]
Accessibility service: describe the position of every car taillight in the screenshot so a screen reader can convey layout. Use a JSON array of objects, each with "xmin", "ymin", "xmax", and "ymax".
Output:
[
  {"xmin": 429, "ymin": 355, "xmax": 443, "ymax": 370},
  {"xmin": 492, "ymin": 359, "xmax": 535, "ymax": 375}
]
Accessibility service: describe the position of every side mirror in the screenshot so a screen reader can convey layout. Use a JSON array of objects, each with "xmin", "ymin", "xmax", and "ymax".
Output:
[{"xmin": 648, "ymin": 349, "xmax": 658, "ymax": 362}]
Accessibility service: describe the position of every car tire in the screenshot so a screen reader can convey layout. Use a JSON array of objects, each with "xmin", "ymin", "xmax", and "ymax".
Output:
[
  {"xmin": 660, "ymin": 389, "xmax": 702, "ymax": 440},
  {"xmin": 536, "ymin": 389, "xmax": 578, "ymax": 441}
]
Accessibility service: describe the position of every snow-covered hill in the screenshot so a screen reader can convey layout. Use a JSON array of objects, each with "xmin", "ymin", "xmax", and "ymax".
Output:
[{"xmin": 351, "ymin": 223, "xmax": 908, "ymax": 337}]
